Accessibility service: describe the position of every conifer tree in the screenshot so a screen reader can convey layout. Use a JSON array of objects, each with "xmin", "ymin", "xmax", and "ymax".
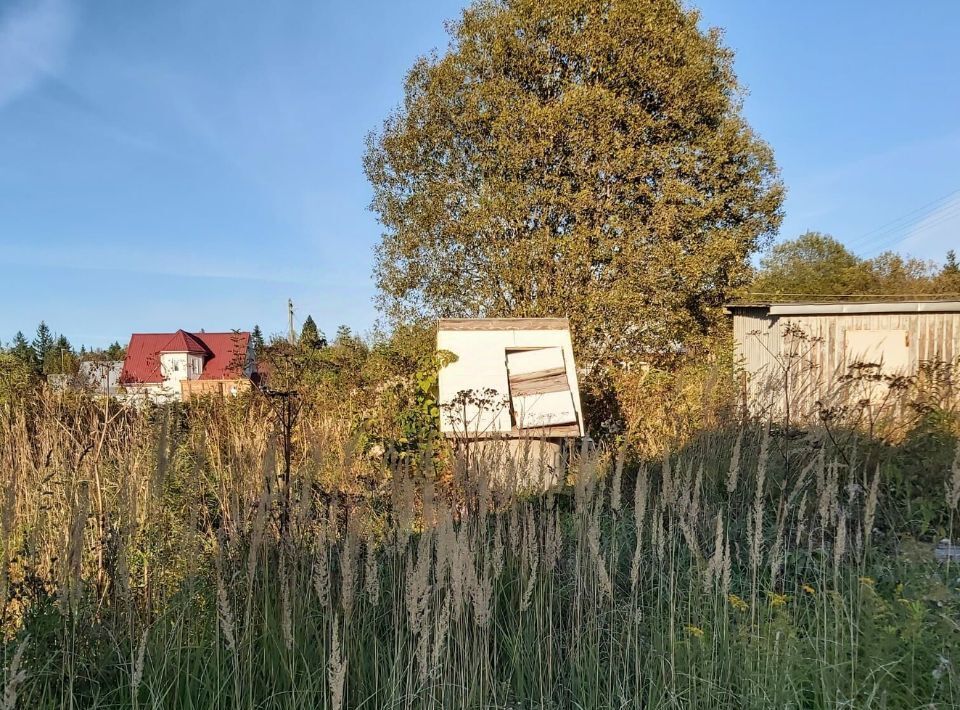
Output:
[
  {"xmin": 300, "ymin": 316, "xmax": 327, "ymax": 349},
  {"xmin": 10, "ymin": 331, "xmax": 36, "ymax": 369},
  {"xmin": 46, "ymin": 334, "xmax": 75, "ymax": 374},
  {"xmin": 32, "ymin": 321, "xmax": 55, "ymax": 369},
  {"xmin": 251, "ymin": 325, "xmax": 266, "ymax": 357},
  {"xmin": 938, "ymin": 249, "xmax": 960, "ymax": 292},
  {"xmin": 105, "ymin": 341, "xmax": 126, "ymax": 361},
  {"xmin": 944, "ymin": 250, "xmax": 959, "ymax": 276}
]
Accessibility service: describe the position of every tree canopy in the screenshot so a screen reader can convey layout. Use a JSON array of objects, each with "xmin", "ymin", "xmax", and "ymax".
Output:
[
  {"xmin": 365, "ymin": 0, "xmax": 783, "ymax": 383},
  {"xmin": 751, "ymin": 232, "xmax": 958, "ymax": 298}
]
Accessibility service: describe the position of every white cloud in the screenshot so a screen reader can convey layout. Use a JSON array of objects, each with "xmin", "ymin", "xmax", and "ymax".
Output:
[{"xmin": 0, "ymin": 0, "xmax": 74, "ymax": 109}]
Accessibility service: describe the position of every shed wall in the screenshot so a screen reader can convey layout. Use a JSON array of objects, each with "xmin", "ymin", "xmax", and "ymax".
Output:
[
  {"xmin": 733, "ymin": 310, "xmax": 960, "ymax": 417},
  {"xmin": 437, "ymin": 326, "xmax": 584, "ymax": 437}
]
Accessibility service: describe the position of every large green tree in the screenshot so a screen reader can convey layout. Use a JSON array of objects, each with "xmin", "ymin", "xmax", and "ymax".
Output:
[
  {"xmin": 751, "ymin": 232, "xmax": 873, "ymax": 297},
  {"xmin": 751, "ymin": 232, "xmax": 945, "ymax": 298},
  {"xmin": 365, "ymin": 0, "xmax": 783, "ymax": 378},
  {"xmin": 937, "ymin": 249, "xmax": 960, "ymax": 293}
]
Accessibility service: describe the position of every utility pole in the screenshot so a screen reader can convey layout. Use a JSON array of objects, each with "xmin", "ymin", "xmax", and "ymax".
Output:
[{"xmin": 287, "ymin": 298, "xmax": 296, "ymax": 345}]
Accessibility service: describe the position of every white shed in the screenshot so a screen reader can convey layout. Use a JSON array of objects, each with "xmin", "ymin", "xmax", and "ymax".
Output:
[{"xmin": 436, "ymin": 318, "xmax": 584, "ymax": 440}]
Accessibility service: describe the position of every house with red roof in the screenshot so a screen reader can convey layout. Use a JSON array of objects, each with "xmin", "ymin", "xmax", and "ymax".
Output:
[{"xmin": 119, "ymin": 330, "xmax": 255, "ymax": 402}]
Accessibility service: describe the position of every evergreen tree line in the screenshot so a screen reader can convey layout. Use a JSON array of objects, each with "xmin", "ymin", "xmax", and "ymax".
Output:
[{"xmin": 2, "ymin": 321, "xmax": 125, "ymax": 377}]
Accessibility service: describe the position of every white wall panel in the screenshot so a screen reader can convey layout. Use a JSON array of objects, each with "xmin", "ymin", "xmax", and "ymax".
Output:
[{"xmin": 437, "ymin": 322, "xmax": 583, "ymax": 437}]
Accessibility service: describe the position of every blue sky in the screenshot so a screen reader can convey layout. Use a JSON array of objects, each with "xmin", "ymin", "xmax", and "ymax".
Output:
[{"xmin": 1, "ymin": 0, "xmax": 958, "ymax": 348}]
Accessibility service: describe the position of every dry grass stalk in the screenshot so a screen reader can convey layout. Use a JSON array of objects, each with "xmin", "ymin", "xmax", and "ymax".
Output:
[
  {"xmin": 430, "ymin": 595, "xmax": 451, "ymax": 678},
  {"xmin": 833, "ymin": 507, "xmax": 848, "ymax": 572},
  {"xmin": 587, "ymin": 500, "xmax": 613, "ymax": 598},
  {"xmin": 131, "ymin": 629, "xmax": 148, "ymax": 695},
  {"xmin": 769, "ymin": 497, "xmax": 786, "ymax": 588},
  {"xmin": 689, "ymin": 463, "xmax": 703, "ymax": 524},
  {"xmin": 216, "ymin": 574, "xmax": 237, "ymax": 653},
  {"xmin": 947, "ymin": 441, "xmax": 960, "ymax": 512},
  {"xmin": 1, "ymin": 635, "xmax": 28, "ymax": 710},
  {"xmin": 405, "ymin": 528, "xmax": 433, "ymax": 635},
  {"xmin": 864, "ymin": 464, "xmax": 881, "ymax": 550},
  {"xmin": 749, "ymin": 426, "xmax": 770, "ymax": 574},
  {"xmin": 630, "ymin": 465, "xmax": 649, "ymax": 591},
  {"xmin": 340, "ymin": 526, "xmax": 358, "ymax": 618},
  {"xmin": 520, "ymin": 506, "xmax": 540, "ymax": 611},
  {"xmin": 727, "ymin": 429, "xmax": 743, "ymax": 493},
  {"xmin": 313, "ymin": 543, "xmax": 331, "ymax": 608},
  {"xmin": 611, "ymin": 447, "xmax": 624, "ymax": 513},
  {"xmin": 721, "ymin": 533, "xmax": 732, "ymax": 597},
  {"xmin": 280, "ymin": 555, "xmax": 293, "ymax": 652},
  {"xmin": 363, "ymin": 541, "xmax": 379, "ymax": 606},
  {"xmin": 703, "ymin": 509, "xmax": 725, "ymax": 591},
  {"xmin": 328, "ymin": 616, "xmax": 347, "ymax": 710},
  {"xmin": 544, "ymin": 507, "xmax": 561, "ymax": 574}
]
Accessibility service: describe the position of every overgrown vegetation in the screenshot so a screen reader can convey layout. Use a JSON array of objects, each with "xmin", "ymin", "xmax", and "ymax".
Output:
[
  {"xmin": 1, "ymin": 377, "xmax": 958, "ymax": 708},
  {"xmin": 3, "ymin": 0, "xmax": 960, "ymax": 706}
]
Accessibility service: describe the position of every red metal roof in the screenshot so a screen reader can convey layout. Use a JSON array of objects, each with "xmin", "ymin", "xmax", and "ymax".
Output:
[
  {"xmin": 120, "ymin": 331, "xmax": 250, "ymax": 385},
  {"xmin": 160, "ymin": 329, "xmax": 210, "ymax": 355}
]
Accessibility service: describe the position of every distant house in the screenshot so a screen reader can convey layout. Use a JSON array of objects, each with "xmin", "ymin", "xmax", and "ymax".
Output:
[
  {"xmin": 79, "ymin": 360, "xmax": 124, "ymax": 395},
  {"xmin": 119, "ymin": 330, "xmax": 255, "ymax": 402},
  {"xmin": 47, "ymin": 360, "xmax": 124, "ymax": 396},
  {"xmin": 726, "ymin": 300, "xmax": 960, "ymax": 417}
]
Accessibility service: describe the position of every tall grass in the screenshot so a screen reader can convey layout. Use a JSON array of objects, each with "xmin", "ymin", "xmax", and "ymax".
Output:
[{"xmin": 1, "ymin": 389, "xmax": 959, "ymax": 708}]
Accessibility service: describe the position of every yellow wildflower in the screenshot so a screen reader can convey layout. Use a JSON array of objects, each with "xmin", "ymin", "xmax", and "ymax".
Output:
[
  {"xmin": 768, "ymin": 592, "xmax": 789, "ymax": 608},
  {"xmin": 801, "ymin": 584, "xmax": 815, "ymax": 595},
  {"xmin": 685, "ymin": 624, "xmax": 705, "ymax": 639},
  {"xmin": 728, "ymin": 594, "xmax": 749, "ymax": 612}
]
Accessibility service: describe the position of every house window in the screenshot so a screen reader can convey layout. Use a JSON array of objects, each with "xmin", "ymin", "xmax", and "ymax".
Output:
[{"xmin": 505, "ymin": 347, "xmax": 577, "ymax": 431}]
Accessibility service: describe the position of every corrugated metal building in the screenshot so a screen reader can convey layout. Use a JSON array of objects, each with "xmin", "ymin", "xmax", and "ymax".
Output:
[{"xmin": 726, "ymin": 300, "xmax": 960, "ymax": 418}]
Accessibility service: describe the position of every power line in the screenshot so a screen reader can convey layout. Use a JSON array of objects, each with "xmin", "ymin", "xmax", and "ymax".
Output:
[
  {"xmin": 846, "ymin": 187, "xmax": 959, "ymax": 250},
  {"xmin": 844, "ymin": 187, "xmax": 960, "ymax": 255},
  {"xmin": 860, "ymin": 201, "xmax": 960, "ymax": 257}
]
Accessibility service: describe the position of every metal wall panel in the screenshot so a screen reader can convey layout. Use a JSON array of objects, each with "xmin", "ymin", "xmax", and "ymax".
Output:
[{"xmin": 730, "ymin": 308, "xmax": 960, "ymax": 417}]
